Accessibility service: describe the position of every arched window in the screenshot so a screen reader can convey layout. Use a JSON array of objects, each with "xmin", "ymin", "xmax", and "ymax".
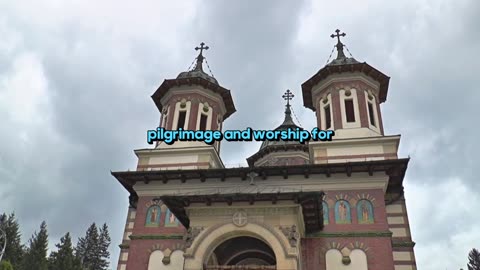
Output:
[
  {"xmin": 145, "ymin": 205, "xmax": 161, "ymax": 226},
  {"xmin": 326, "ymin": 249, "xmax": 368, "ymax": 270},
  {"xmin": 334, "ymin": 200, "xmax": 351, "ymax": 224},
  {"xmin": 165, "ymin": 209, "xmax": 179, "ymax": 227},
  {"xmin": 323, "ymin": 201, "xmax": 329, "ymax": 225},
  {"xmin": 147, "ymin": 250, "xmax": 185, "ymax": 270},
  {"xmin": 148, "ymin": 250, "xmax": 164, "ymax": 270},
  {"xmin": 356, "ymin": 200, "xmax": 374, "ymax": 224}
]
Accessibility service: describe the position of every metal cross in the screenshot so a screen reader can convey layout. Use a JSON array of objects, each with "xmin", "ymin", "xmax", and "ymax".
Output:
[
  {"xmin": 195, "ymin": 42, "xmax": 209, "ymax": 55},
  {"xmin": 330, "ymin": 29, "xmax": 346, "ymax": 44},
  {"xmin": 282, "ymin": 89, "xmax": 294, "ymax": 105}
]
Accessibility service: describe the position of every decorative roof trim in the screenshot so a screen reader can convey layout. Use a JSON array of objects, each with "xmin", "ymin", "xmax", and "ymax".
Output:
[
  {"xmin": 302, "ymin": 62, "xmax": 390, "ymax": 110},
  {"xmin": 152, "ymin": 77, "xmax": 236, "ymax": 119}
]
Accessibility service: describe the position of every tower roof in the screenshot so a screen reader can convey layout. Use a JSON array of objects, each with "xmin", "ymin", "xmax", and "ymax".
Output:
[
  {"xmin": 177, "ymin": 42, "xmax": 219, "ymax": 84},
  {"xmin": 302, "ymin": 29, "xmax": 390, "ymax": 110},
  {"xmin": 247, "ymin": 90, "xmax": 309, "ymax": 166},
  {"xmin": 152, "ymin": 42, "xmax": 236, "ymax": 119},
  {"xmin": 259, "ymin": 90, "xmax": 303, "ymax": 150}
]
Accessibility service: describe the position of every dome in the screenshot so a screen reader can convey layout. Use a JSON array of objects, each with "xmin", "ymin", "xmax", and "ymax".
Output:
[
  {"xmin": 327, "ymin": 56, "xmax": 359, "ymax": 66},
  {"xmin": 177, "ymin": 69, "xmax": 218, "ymax": 85},
  {"xmin": 177, "ymin": 43, "xmax": 218, "ymax": 85},
  {"xmin": 246, "ymin": 90, "xmax": 310, "ymax": 167},
  {"xmin": 259, "ymin": 102, "xmax": 306, "ymax": 150}
]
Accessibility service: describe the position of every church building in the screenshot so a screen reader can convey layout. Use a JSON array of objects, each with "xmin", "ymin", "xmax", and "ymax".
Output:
[{"xmin": 112, "ymin": 30, "xmax": 417, "ymax": 270}]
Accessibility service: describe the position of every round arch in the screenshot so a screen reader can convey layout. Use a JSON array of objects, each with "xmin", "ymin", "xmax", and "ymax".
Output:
[{"xmin": 183, "ymin": 222, "xmax": 298, "ymax": 270}]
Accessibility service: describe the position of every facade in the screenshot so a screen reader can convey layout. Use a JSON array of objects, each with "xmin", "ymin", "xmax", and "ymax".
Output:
[{"xmin": 112, "ymin": 32, "xmax": 417, "ymax": 270}]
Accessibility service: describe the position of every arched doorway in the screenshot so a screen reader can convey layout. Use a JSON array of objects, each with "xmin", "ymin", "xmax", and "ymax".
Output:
[{"xmin": 205, "ymin": 236, "xmax": 276, "ymax": 269}]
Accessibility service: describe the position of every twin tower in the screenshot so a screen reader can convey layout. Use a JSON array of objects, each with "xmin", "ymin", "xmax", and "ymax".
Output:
[{"xmin": 113, "ymin": 30, "xmax": 417, "ymax": 270}]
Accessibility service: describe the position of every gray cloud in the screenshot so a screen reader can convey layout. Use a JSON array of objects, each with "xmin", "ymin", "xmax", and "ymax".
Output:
[{"xmin": 0, "ymin": 1, "xmax": 478, "ymax": 269}]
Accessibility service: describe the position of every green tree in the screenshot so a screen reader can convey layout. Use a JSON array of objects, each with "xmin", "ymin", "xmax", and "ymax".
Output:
[
  {"xmin": 48, "ymin": 232, "xmax": 82, "ymax": 270},
  {"xmin": 0, "ymin": 261, "xmax": 13, "ymax": 270},
  {"xmin": 0, "ymin": 213, "xmax": 24, "ymax": 268},
  {"xmin": 21, "ymin": 221, "xmax": 49, "ymax": 270},
  {"xmin": 76, "ymin": 223, "xmax": 111, "ymax": 270},
  {"xmin": 76, "ymin": 223, "xmax": 100, "ymax": 270},
  {"xmin": 98, "ymin": 223, "xmax": 111, "ymax": 270},
  {"xmin": 468, "ymin": 248, "xmax": 480, "ymax": 270}
]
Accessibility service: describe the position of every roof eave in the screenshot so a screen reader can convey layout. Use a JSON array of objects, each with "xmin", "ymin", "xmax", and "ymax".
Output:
[
  {"xmin": 302, "ymin": 62, "xmax": 390, "ymax": 111},
  {"xmin": 151, "ymin": 77, "xmax": 237, "ymax": 120}
]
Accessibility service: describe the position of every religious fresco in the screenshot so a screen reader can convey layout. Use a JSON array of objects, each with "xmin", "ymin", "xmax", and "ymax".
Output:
[
  {"xmin": 334, "ymin": 200, "xmax": 351, "ymax": 224},
  {"xmin": 323, "ymin": 201, "xmax": 329, "ymax": 224},
  {"xmin": 356, "ymin": 199, "xmax": 374, "ymax": 224},
  {"xmin": 165, "ymin": 208, "xmax": 179, "ymax": 227},
  {"xmin": 145, "ymin": 205, "xmax": 161, "ymax": 226}
]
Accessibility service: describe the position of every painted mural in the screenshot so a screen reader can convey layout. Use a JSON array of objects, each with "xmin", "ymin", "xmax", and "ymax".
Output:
[
  {"xmin": 146, "ymin": 205, "xmax": 161, "ymax": 226},
  {"xmin": 356, "ymin": 199, "xmax": 374, "ymax": 224},
  {"xmin": 165, "ymin": 208, "xmax": 179, "ymax": 227},
  {"xmin": 334, "ymin": 200, "xmax": 351, "ymax": 224},
  {"xmin": 323, "ymin": 201, "xmax": 329, "ymax": 224}
]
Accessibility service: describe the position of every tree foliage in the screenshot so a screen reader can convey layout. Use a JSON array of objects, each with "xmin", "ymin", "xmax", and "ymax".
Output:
[
  {"xmin": 48, "ymin": 232, "xmax": 82, "ymax": 270},
  {"xmin": 76, "ymin": 223, "xmax": 111, "ymax": 270},
  {"xmin": 0, "ymin": 213, "xmax": 24, "ymax": 268},
  {"xmin": 468, "ymin": 248, "xmax": 480, "ymax": 270},
  {"xmin": 20, "ymin": 221, "xmax": 49, "ymax": 270}
]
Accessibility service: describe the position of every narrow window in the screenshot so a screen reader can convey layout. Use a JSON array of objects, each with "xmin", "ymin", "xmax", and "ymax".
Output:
[
  {"xmin": 199, "ymin": 114, "xmax": 208, "ymax": 131},
  {"xmin": 177, "ymin": 111, "xmax": 186, "ymax": 129},
  {"xmin": 368, "ymin": 102, "xmax": 376, "ymax": 127},
  {"xmin": 345, "ymin": 99, "xmax": 355, "ymax": 122},
  {"xmin": 324, "ymin": 105, "xmax": 331, "ymax": 129}
]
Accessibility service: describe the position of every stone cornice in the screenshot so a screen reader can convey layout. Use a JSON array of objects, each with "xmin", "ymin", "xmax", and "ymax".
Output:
[
  {"xmin": 305, "ymin": 230, "xmax": 392, "ymax": 238},
  {"xmin": 129, "ymin": 234, "xmax": 184, "ymax": 240}
]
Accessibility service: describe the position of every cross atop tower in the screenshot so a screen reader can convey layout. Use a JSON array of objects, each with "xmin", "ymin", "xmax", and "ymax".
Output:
[
  {"xmin": 282, "ymin": 89, "xmax": 294, "ymax": 106},
  {"xmin": 194, "ymin": 42, "xmax": 209, "ymax": 71},
  {"xmin": 195, "ymin": 42, "xmax": 209, "ymax": 56},
  {"xmin": 330, "ymin": 29, "xmax": 346, "ymax": 44},
  {"xmin": 330, "ymin": 29, "xmax": 347, "ymax": 59}
]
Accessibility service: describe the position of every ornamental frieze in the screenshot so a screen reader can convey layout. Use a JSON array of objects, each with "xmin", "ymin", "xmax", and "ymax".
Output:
[{"xmin": 187, "ymin": 207, "xmax": 297, "ymax": 217}]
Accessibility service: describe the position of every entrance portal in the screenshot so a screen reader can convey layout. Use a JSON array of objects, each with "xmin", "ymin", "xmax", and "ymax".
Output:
[{"xmin": 205, "ymin": 236, "xmax": 276, "ymax": 270}]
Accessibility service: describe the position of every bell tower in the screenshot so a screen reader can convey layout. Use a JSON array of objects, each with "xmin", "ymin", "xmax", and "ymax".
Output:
[
  {"xmin": 302, "ymin": 30, "xmax": 399, "ymax": 165},
  {"xmin": 302, "ymin": 29, "xmax": 389, "ymax": 139},
  {"xmin": 138, "ymin": 43, "xmax": 236, "ymax": 171},
  {"xmin": 301, "ymin": 30, "xmax": 417, "ymax": 270}
]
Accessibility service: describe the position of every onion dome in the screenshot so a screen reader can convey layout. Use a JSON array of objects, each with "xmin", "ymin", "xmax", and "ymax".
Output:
[
  {"xmin": 247, "ymin": 90, "xmax": 310, "ymax": 167},
  {"xmin": 177, "ymin": 42, "xmax": 218, "ymax": 84}
]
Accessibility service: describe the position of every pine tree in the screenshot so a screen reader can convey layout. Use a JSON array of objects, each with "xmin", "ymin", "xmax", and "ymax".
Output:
[
  {"xmin": 0, "ymin": 212, "xmax": 24, "ymax": 268},
  {"xmin": 76, "ymin": 223, "xmax": 111, "ymax": 270},
  {"xmin": 468, "ymin": 248, "xmax": 480, "ymax": 270},
  {"xmin": 21, "ymin": 221, "xmax": 49, "ymax": 270},
  {"xmin": 98, "ymin": 223, "xmax": 111, "ymax": 270},
  {"xmin": 76, "ymin": 223, "xmax": 100, "ymax": 270},
  {"xmin": 48, "ymin": 232, "xmax": 82, "ymax": 270}
]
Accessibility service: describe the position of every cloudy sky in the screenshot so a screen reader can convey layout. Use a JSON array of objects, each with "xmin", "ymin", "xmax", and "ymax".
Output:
[{"xmin": 0, "ymin": 0, "xmax": 479, "ymax": 269}]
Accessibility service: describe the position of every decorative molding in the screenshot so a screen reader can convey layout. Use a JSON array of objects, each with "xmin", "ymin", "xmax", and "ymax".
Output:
[
  {"xmin": 306, "ymin": 231, "xmax": 392, "ymax": 238},
  {"xmin": 321, "ymin": 240, "xmax": 372, "ymax": 258},
  {"xmin": 188, "ymin": 207, "xmax": 297, "ymax": 217},
  {"xmin": 119, "ymin": 243, "xmax": 129, "ymax": 249},
  {"xmin": 232, "ymin": 210, "xmax": 248, "ymax": 227},
  {"xmin": 186, "ymin": 220, "xmax": 293, "ymax": 259},
  {"xmin": 129, "ymin": 234, "xmax": 184, "ymax": 240},
  {"xmin": 145, "ymin": 199, "xmax": 163, "ymax": 208},
  {"xmin": 392, "ymin": 241, "xmax": 416, "ymax": 248},
  {"xmin": 279, "ymin": 225, "xmax": 300, "ymax": 247},
  {"xmin": 355, "ymin": 193, "xmax": 376, "ymax": 206},
  {"xmin": 183, "ymin": 227, "xmax": 204, "ymax": 248}
]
